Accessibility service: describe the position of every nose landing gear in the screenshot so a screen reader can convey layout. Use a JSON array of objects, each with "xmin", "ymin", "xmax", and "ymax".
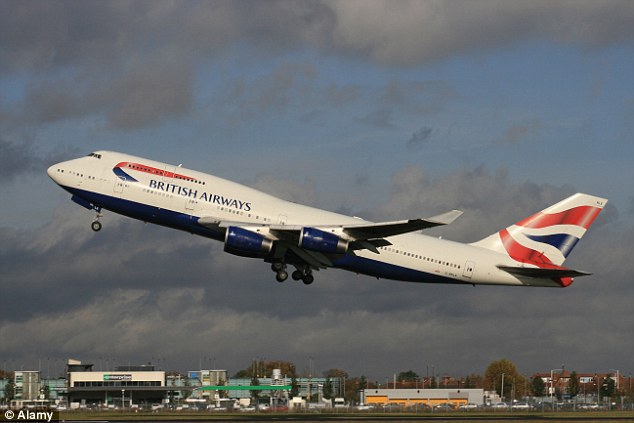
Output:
[
  {"xmin": 91, "ymin": 208, "xmax": 103, "ymax": 232},
  {"xmin": 91, "ymin": 220, "xmax": 102, "ymax": 232}
]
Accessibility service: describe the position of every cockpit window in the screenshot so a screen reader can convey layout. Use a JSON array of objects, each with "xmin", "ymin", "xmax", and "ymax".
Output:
[{"xmin": 87, "ymin": 152, "xmax": 102, "ymax": 159}]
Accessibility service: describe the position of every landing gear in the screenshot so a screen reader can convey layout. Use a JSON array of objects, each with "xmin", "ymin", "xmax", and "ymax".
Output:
[
  {"xmin": 275, "ymin": 270, "xmax": 288, "ymax": 283},
  {"xmin": 302, "ymin": 273, "xmax": 314, "ymax": 285},
  {"xmin": 91, "ymin": 208, "xmax": 103, "ymax": 232},
  {"xmin": 272, "ymin": 262, "xmax": 288, "ymax": 282},
  {"xmin": 292, "ymin": 268, "xmax": 314, "ymax": 285},
  {"xmin": 271, "ymin": 262, "xmax": 314, "ymax": 284},
  {"xmin": 91, "ymin": 220, "xmax": 102, "ymax": 232}
]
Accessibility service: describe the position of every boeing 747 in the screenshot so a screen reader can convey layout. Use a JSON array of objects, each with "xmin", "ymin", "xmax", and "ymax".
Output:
[{"xmin": 48, "ymin": 151, "xmax": 607, "ymax": 287}]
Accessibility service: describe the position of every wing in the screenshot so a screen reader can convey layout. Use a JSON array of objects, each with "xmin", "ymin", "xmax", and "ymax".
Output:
[
  {"xmin": 342, "ymin": 209, "xmax": 463, "ymax": 239},
  {"xmin": 198, "ymin": 209, "xmax": 462, "ymax": 259}
]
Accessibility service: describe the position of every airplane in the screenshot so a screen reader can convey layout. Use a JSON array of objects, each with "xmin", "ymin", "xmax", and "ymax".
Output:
[{"xmin": 47, "ymin": 151, "xmax": 607, "ymax": 287}]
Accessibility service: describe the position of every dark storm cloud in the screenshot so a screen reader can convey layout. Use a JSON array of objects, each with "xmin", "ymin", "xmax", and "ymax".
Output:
[
  {"xmin": 327, "ymin": 0, "xmax": 634, "ymax": 66},
  {"xmin": 215, "ymin": 62, "xmax": 318, "ymax": 128},
  {"xmin": 0, "ymin": 136, "xmax": 78, "ymax": 181},
  {"xmin": 2, "ymin": 1, "xmax": 633, "ymax": 131},
  {"xmin": 1, "ymin": 0, "xmax": 632, "ymax": 377},
  {"xmin": 3, "ymin": 1, "xmax": 634, "ymax": 73}
]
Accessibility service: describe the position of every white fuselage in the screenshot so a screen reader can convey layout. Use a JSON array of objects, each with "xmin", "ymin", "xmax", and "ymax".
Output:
[{"xmin": 47, "ymin": 151, "xmax": 551, "ymax": 287}]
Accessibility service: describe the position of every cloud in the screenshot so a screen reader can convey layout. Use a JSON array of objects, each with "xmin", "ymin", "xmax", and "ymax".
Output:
[
  {"xmin": 0, "ymin": 135, "xmax": 78, "ymax": 181},
  {"xmin": 3, "ymin": 1, "xmax": 634, "ymax": 74},
  {"xmin": 215, "ymin": 62, "xmax": 318, "ymax": 128},
  {"xmin": 2, "ymin": 1, "xmax": 633, "ymax": 131},
  {"xmin": 495, "ymin": 120, "xmax": 542, "ymax": 146},
  {"xmin": 104, "ymin": 61, "xmax": 194, "ymax": 129},
  {"xmin": 407, "ymin": 126, "xmax": 433, "ymax": 149},
  {"xmin": 1, "ymin": 163, "xmax": 629, "ymax": 377},
  {"xmin": 0, "ymin": 0, "xmax": 632, "ymax": 379},
  {"xmin": 327, "ymin": 0, "xmax": 634, "ymax": 66}
]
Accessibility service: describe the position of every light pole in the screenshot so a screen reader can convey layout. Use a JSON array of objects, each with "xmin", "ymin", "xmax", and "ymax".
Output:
[
  {"xmin": 501, "ymin": 373, "xmax": 505, "ymax": 404},
  {"xmin": 550, "ymin": 368, "xmax": 563, "ymax": 409},
  {"xmin": 121, "ymin": 389, "xmax": 125, "ymax": 411}
]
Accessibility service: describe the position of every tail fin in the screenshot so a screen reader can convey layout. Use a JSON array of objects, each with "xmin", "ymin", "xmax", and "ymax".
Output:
[{"xmin": 472, "ymin": 193, "xmax": 607, "ymax": 267}]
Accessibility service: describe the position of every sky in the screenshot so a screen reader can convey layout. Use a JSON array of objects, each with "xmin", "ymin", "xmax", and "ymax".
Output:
[{"xmin": 1, "ymin": 0, "xmax": 633, "ymax": 382}]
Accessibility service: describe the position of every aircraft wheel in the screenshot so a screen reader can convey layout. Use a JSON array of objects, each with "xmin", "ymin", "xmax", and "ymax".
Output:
[
  {"xmin": 91, "ymin": 221, "xmax": 102, "ymax": 232},
  {"xmin": 302, "ymin": 274, "xmax": 314, "ymax": 285},
  {"xmin": 292, "ymin": 270, "xmax": 303, "ymax": 281},
  {"xmin": 276, "ymin": 270, "xmax": 288, "ymax": 283},
  {"xmin": 271, "ymin": 262, "xmax": 284, "ymax": 272}
]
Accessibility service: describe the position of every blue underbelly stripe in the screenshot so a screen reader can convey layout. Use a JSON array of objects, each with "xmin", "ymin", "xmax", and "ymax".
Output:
[{"xmin": 65, "ymin": 187, "xmax": 224, "ymax": 241}]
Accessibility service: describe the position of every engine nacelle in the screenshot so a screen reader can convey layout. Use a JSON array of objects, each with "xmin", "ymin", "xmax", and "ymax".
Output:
[
  {"xmin": 224, "ymin": 226, "xmax": 273, "ymax": 258},
  {"xmin": 299, "ymin": 227, "xmax": 348, "ymax": 254}
]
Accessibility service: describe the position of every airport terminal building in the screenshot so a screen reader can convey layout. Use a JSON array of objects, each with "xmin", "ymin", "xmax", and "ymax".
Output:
[{"xmin": 67, "ymin": 361, "xmax": 175, "ymax": 406}]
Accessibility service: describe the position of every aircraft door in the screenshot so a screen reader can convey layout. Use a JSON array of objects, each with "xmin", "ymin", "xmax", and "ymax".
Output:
[
  {"xmin": 185, "ymin": 198, "xmax": 197, "ymax": 212},
  {"xmin": 113, "ymin": 176, "xmax": 126, "ymax": 195},
  {"xmin": 463, "ymin": 260, "xmax": 475, "ymax": 279}
]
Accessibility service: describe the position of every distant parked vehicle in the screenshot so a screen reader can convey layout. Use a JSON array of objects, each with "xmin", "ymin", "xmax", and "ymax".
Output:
[
  {"xmin": 434, "ymin": 403, "xmax": 455, "ymax": 411},
  {"xmin": 492, "ymin": 402, "xmax": 509, "ymax": 410},
  {"xmin": 511, "ymin": 402, "xmax": 531, "ymax": 410},
  {"xmin": 459, "ymin": 403, "xmax": 480, "ymax": 410}
]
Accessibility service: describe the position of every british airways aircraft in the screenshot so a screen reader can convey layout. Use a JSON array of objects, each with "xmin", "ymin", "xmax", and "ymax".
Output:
[{"xmin": 48, "ymin": 151, "xmax": 607, "ymax": 287}]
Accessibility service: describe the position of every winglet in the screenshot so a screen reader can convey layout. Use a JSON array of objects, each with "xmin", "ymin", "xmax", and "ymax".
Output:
[{"xmin": 426, "ymin": 209, "xmax": 463, "ymax": 226}]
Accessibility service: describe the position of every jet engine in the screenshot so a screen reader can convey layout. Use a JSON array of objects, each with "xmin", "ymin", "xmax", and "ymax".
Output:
[
  {"xmin": 224, "ymin": 226, "xmax": 273, "ymax": 258},
  {"xmin": 299, "ymin": 227, "xmax": 348, "ymax": 254}
]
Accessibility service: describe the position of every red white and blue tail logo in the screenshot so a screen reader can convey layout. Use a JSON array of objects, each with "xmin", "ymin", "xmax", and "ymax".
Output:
[{"xmin": 473, "ymin": 193, "xmax": 607, "ymax": 267}]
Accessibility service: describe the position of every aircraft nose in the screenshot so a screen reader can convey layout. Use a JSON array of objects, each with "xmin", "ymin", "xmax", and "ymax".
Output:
[{"xmin": 47, "ymin": 164, "xmax": 59, "ymax": 182}]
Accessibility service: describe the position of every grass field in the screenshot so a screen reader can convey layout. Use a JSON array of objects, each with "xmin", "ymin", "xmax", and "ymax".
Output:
[{"xmin": 56, "ymin": 410, "xmax": 634, "ymax": 422}]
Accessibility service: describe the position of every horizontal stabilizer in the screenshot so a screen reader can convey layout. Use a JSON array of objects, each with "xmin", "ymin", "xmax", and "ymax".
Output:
[{"xmin": 497, "ymin": 265, "xmax": 591, "ymax": 279}]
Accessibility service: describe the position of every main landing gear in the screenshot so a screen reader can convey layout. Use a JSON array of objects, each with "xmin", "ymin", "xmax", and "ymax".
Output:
[{"xmin": 271, "ymin": 262, "xmax": 314, "ymax": 285}]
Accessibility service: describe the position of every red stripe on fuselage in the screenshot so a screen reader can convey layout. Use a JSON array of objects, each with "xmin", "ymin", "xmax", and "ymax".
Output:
[{"xmin": 114, "ymin": 162, "xmax": 197, "ymax": 182}]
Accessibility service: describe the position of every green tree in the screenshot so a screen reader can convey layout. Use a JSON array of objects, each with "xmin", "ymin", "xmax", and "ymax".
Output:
[
  {"xmin": 568, "ymin": 371, "xmax": 580, "ymax": 398},
  {"xmin": 290, "ymin": 373, "xmax": 300, "ymax": 398},
  {"xmin": 234, "ymin": 360, "xmax": 297, "ymax": 379},
  {"xmin": 323, "ymin": 368, "xmax": 348, "ymax": 396},
  {"xmin": 323, "ymin": 378, "xmax": 333, "ymax": 400},
  {"xmin": 397, "ymin": 370, "xmax": 420, "ymax": 382},
  {"xmin": 531, "ymin": 375, "xmax": 546, "ymax": 397},
  {"xmin": 250, "ymin": 371, "xmax": 260, "ymax": 402},
  {"xmin": 3, "ymin": 379, "xmax": 15, "ymax": 402},
  {"xmin": 601, "ymin": 375, "xmax": 616, "ymax": 400},
  {"xmin": 358, "ymin": 376, "xmax": 367, "ymax": 394}
]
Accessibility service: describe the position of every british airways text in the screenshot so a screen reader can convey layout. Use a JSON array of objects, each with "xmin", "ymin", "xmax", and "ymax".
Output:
[{"xmin": 148, "ymin": 179, "xmax": 252, "ymax": 211}]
